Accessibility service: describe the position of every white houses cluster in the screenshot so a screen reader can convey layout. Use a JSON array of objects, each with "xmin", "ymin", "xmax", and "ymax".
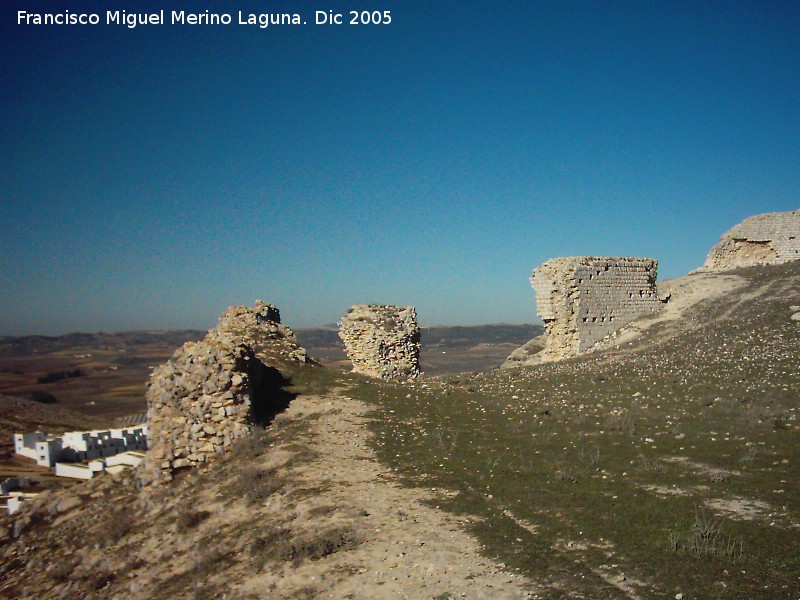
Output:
[
  {"xmin": 5, "ymin": 426, "xmax": 148, "ymax": 514},
  {"xmin": 14, "ymin": 426, "xmax": 148, "ymax": 475}
]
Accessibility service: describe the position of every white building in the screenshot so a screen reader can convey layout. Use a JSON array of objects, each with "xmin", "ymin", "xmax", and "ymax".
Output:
[
  {"xmin": 54, "ymin": 451, "xmax": 146, "ymax": 480},
  {"xmin": 14, "ymin": 426, "xmax": 148, "ymax": 468},
  {"xmin": 13, "ymin": 432, "xmax": 63, "ymax": 467},
  {"xmin": 6, "ymin": 491, "xmax": 39, "ymax": 515},
  {"xmin": 54, "ymin": 462, "xmax": 94, "ymax": 480}
]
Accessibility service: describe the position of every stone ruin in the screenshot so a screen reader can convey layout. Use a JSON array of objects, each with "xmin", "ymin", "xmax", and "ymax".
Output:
[
  {"xmin": 338, "ymin": 305, "xmax": 421, "ymax": 380},
  {"xmin": 139, "ymin": 301, "xmax": 310, "ymax": 484},
  {"xmin": 702, "ymin": 209, "xmax": 800, "ymax": 271},
  {"xmin": 530, "ymin": 257, "xmax": 663, "ymax": 362}
]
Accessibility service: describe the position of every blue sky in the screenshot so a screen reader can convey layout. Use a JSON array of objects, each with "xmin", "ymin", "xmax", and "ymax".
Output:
[{"xmin": 2, "ymin": 0, "xmax": 799, "ymax": 335}]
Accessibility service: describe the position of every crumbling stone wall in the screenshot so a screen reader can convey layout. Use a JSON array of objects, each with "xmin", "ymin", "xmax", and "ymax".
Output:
[
  {"xmin": 703, "ymin": 209, "xmax": 800, "ymax": 271},
  {"xmin": 531, "ymin": 257, "xmax": 662, "ymax": 362},
  {"xmin": 338, "ymin": 305, "xmax": 421, "ymax": 380},
  {"xmin": 140, "ymin": 301, "xmax": 309, "ymax": 484}
]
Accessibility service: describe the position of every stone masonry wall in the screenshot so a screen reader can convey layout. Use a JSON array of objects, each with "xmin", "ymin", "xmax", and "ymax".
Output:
[
  {"xmin": 139, "ymin": 301, "xmax": 309, "ymax": 484},
  {"xmin": 338, "ymin": 305, "xmax": 421, "ymax": 380},
  {"xmin": 703, "ymin": 209, "xmax": 800, "ymax": 271},
  {"xmin": 531, "ymin": 257, "xmax": 662, "ymax": 362}
]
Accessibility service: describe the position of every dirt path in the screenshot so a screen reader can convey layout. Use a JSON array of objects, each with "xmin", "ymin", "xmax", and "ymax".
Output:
[{"xmin": 240, "ymin": 389, "xmax": 541, "ymax": 599}]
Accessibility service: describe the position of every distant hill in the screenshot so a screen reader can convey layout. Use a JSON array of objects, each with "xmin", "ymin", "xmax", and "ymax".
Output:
[
  {"xmin": 296, "ymin": 323, "xmax": 543, "ymax": 349},
  {"xmin": 420, "ymin": 323, "xmax": 543, "ymax": 348},
  {"xmin": 295, "ymin": 323, "xmax": 544, "ymax": 375},
  {"xmin": 0, "ymin": 330, "xmax": 207, "ymax": 357}
]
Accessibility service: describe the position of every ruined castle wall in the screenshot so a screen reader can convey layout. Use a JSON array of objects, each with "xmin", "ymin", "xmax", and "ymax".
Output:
[
  {"xmin": 703, "ymin": 209, "xmax": 800, "ymax": 271},
  {"xmin": 338, "ymin": 305, "xmax": 421, "ymax": 380},
  {"xmin": 531, "ymin": 257, "xmax": 662, "ymax": 361},
  {"xmin": 140, "ymin": 339, "xmax": 254, "ymax": 485},
  {"xmin": 140, "ymin": 301, "xmax": 309, "ymax": 484}
]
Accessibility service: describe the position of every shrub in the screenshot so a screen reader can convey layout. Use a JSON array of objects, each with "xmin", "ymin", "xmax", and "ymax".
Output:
[
  {"xmin": 228, "ymin": 428, "xmax": 272, "ymax": 461},
  {"xmin": 99, "ymin": 508, "xmax": 133, "ymax": 545},
  {"xmin": 37, "ymin": 369, "xmax": 85, "ymax": 384},
  {"xmin": 27, "ymin": 391, "xmax": 58, "ymax": 404},
  {"xmin": 235, "ymin": 466, "xmax": 282, "ymax": 504},
  {"xmin": 176, "ymin": 508, "xmax": 211, "ymax": 532},
  {"xmin": 279, "ymin": 526, "xmax": 359, "ymax": 563}
]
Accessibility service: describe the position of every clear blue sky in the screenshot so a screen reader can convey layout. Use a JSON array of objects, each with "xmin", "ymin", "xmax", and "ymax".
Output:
[{"xmin": 2, "ymin": 0, "xmax": 799, "ymax": 335}]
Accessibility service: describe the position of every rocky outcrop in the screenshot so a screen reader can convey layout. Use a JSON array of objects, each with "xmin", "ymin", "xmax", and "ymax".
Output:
[
  {"xmin": 530, "ymin": 257, "xmax": 663, "ymax": 362},
  {"xmin": 702, "ymin": 209, "xmax": 800, "ymax": 271},
  {"xmin": 139, "ymin": 301, "xmax": 310, "ymax": 484},
  {"xmin": 338, "ymin": 305, "xmax": 421, "ymax": 380},
  {"xmin": 501, "ymin": 334, "xmax": 548, "ymax": 369}
]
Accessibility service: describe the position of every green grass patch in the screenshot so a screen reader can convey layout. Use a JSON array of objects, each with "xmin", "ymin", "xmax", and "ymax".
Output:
[{"xmin": 351, "ymin": 262, "xmax": 800, "ymax": 598}]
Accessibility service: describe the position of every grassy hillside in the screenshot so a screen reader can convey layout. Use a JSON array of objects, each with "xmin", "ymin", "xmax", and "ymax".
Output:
[{"xmin": 341, "ymin": 261, "xmax": 800, "ymax": 598}]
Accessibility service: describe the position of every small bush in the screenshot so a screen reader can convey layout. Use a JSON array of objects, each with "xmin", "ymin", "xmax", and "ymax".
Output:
[
  {"xmin": 27, "ymin": 391, "xmax": 59, "ymax": 404},
  {"xmin": 279, "ymin": 526, "xmax": 359, "ymax": 563},
  {"xmin": 554, "ymin": 462, "xmax": 577, "ymax": 483},
  {"xmin": 710, "ymin": 471, "xmax": 730, "ymax": 483},
  {"xmin": 49, "ymin": 559, "xmax": 77, "ymax": 582},
  {"xmin": 85, "ymin": 571, "xmax": 116, "ymax": 591},
  {"xmin": 667, "ymin": 529, "xmax": 681, "ymax": 554},
  {"xmin": 668, "ymin": 508, "xmax": 745, "ymax": 560},
  {"xmin": 271, "ymin": 413, "xmax": 293, "ymax": 429},
  {"xmin": 577, "ymin": 445, "xmax": 600, "ymax": 466},
  {"xmin": 235, "ymin": 466, "xmax": 282, "ymax": 504},
  {"xmin": 640, "ymin": 456, "xmax": 664, "ymax": 472},
  {"xmin": 606, "ymin": 409, "xmax": 638, "ymax": 435},
  {"xmin": 176, "ymin": 508, "xmax": 211, "ymax": 532},
  {"xmin": 37, "ymin": 369, "xmax": 85, "ymax": 384},
  {"xmin": 248, "ymin": 525, "xmax": 293, "ymax": 571},
  {"xmin": 192, "ymin": 542, "xmax": 231, "ymax": 573},
  {"xmin": 228, "ymin": 428, "xmax": 272, "ymax": 460},
  {"xmin": 99, "ymin": 509, "xmax": 133, "ymax": 545},
  {"xmin": 740, "ymin": 446, "xmax": 757, "ymax": 464}
]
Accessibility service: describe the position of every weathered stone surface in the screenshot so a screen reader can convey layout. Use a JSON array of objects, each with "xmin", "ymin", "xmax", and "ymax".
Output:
[
  {"xmin": 139, "ymin": 300, "xmax": 310, "ymax": 484},
  {"xmin": 338, "ymin": 305, "xmax": 421, "ymax": 380},
  {"xmin": 501, "ymin": 334, "xmax": 548, "ymax": 369},
  {"xmin": 530, "ymin": 257, "xmax": 663, "ymax": 362},
  {"xmin": 702, "ymin": 209, "xmax": 800, "ymax": 271}
]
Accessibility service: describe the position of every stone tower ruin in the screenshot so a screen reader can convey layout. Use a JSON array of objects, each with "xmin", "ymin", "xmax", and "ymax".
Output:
[
  {"xmin": 531, "ymin": 257, "xmax": 663, "ymax": 362},
  {"xmin": 702, "ymin": 209, "xmax": 800, "ymax": 271},
  {"xmin": 139, "ymin": 301, "xmax": 310, "ymax": 484},
  {"xmin": 338, "ymin": 304, "xmax": 421, "ymax": 380}
]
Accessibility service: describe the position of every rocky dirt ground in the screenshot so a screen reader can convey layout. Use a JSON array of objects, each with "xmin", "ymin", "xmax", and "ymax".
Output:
[
  {"xmin": 0, "ymin": 384, "xmax": 541, "ymax": 599},
  {"xmin": 237, "ymin": 389, "xmax": 539, "ymax": 599}
]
